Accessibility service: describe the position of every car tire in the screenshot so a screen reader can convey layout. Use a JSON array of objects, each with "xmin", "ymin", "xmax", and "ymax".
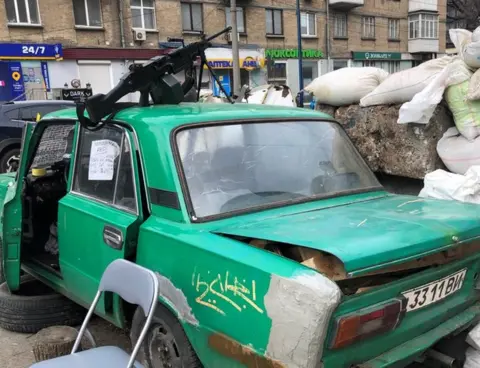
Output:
[
  {"xmin": 0, "ymin": 148, "xmax": 20, "ymax": 173},
  {"xmin": 0, "ymin": 275, "xmax": 86, "ymax": 333},
  {"xmin": 130, "ymin": 303, "xmax": 202, "ymax": 368}
]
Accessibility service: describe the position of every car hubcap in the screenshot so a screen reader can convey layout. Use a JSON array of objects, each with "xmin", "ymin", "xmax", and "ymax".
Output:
[
  {"xmin": 6, "ymin": 154, "xmax": 20, "ymax": 173},
  {"xmin": 148, "ymin": 323, "xmax": 181, "ymax": 368}
]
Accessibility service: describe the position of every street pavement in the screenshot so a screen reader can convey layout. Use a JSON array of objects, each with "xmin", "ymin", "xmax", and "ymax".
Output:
[{"xmin": 0, "ymin": 318, "xmax": 130, "ymax": 368}]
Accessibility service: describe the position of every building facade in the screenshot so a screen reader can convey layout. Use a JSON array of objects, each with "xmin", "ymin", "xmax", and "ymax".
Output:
[{"xmin": 0, "ymin": 0, "xmax": 446, "ymax": 101}]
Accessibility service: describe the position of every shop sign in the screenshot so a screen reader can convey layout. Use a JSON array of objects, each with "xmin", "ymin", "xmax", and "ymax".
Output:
[
  {"xmin": 352, "ymin": 52, "xmax": 402, "ymax": 60},
  {"xmin": 206, "ymin": 56, "xmax": 263, "ymax": 71},
  {"xmin": 9, "ymin": 62, "xmax": 25, "ymax": 101},
  {"xmin": 0, "ymin": 43, "xmax": 63, "ymax": 61},
  {"xmin": 61, "ymin": 88, "xmax": 93, "ymax": 101},
  {"xmin": 265, "ymin": 49, "xmax": 324, "ymax": 59}
]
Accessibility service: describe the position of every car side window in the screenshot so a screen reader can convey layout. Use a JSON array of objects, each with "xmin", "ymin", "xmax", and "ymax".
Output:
[
  {"xmin": 73, "ymin": 126, "xmax": 137, "ymax": 213},
  {"xmin": 31, "ymin": 124, "xmax": 75, "ymax": 168},
  {"xmin": 19, "ymin": 107, "xmax": 36, "ymax": 121}
]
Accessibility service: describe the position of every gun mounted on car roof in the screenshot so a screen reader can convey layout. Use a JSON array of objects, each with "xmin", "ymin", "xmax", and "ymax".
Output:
[{"xmin": 76, "ymin": 27, "xmax": 233, "ymax": 130}]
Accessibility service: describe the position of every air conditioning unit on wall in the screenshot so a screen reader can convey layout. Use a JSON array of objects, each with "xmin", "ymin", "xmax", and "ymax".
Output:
[{"xmin": 133, "ymin": 29, "xmax": 146, "ymax": 42}]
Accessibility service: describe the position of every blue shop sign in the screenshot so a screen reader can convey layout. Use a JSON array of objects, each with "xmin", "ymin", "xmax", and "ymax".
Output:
[{"xmin": 0, "ymin": 43, "xmax": 63, "ymax": 61}]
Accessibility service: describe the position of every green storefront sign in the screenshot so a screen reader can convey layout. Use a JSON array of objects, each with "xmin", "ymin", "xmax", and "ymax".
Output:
[
  {"xmin": 352, "ymin": 51, "xmax": 402, "ymax": 61},
  {"xmin": 265, "ymin": 49, "xmax": 324, "ymax": 59}
]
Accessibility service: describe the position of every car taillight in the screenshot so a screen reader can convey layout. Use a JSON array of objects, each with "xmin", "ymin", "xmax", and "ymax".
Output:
[{"xmin": 330, "ymin": 298, "xmax": 406, "ymax": 349}]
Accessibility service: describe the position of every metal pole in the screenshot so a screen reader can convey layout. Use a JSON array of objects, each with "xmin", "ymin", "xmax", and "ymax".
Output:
[
  {"xmin": 326, "ymin": 0, "xmax": 330, "ymax": 61},
  {"xmin": 296, "ymin": 0, "xmax": 304, "ymax": 106},
  {"xmin": 230, "ymin": 0, "xmax": 241, "ymax": 96}
]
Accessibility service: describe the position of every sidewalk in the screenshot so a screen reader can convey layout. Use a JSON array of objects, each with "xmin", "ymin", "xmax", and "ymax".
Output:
[{"xmin": 0, "ymin": 319, "xmax": 130, "ymax": 368}]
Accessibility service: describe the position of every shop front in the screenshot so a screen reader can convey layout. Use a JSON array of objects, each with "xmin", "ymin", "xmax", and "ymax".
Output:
[
  {"xmin": 265, "ymin": 48, "xmax": 324, "ymax": 100},
  {"xmin": 0, "ymin": 43, "xmax": 62, "ymax": 102},
  {"xmin": 351, "ymin": 52, "xmax": 414, "ymax": 73},
  {"xmin": 204, "ymin": 47, "xmax": 266, "ymax": 97}
]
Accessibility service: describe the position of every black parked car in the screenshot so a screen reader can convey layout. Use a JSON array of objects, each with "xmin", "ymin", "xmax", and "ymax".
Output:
[{"xmin": 0, "ymin": 100, "xmax": 75, "ymax": 173}]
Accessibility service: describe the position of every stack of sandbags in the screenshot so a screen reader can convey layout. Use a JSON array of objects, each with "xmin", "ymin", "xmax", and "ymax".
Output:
[
  {"xmin": 304, "ymin": 67, "xmax": 388, "ymax": 106},
  {"xmin": 360, "ymin": 56, "xmax": 454, "ymax": 107}
]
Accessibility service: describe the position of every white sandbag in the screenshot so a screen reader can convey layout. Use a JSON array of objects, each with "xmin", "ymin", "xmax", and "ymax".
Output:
[
  {"xmin": 360, "ymin": 56, "xmax": 452, "ymax": 107},
  {"xmin": 419, "ymin": 167, "xmax": 480, "ymax": 203},
  {"xmin": 464, "ymin": 40, "xmax": 480, "ymax": 69},
  {"xmin": 445, "ymin": 80, "xmax": 480, "ymax": 141},
  {"xmin": 473, "ymin": 26, "xmax": 480, "ymax": 42},
  {"xmin": 398, "ymin": 58, "xmax": 472, "ymax": 124},
  {"xmin": 449, "ymin": 28, "xmax": 472, "ymax": 59},
  {"xmin": 263, "ymin": 85, "xmax": 295, "ymax": 107},
  {"xmin": 467, "ymin": 323, "xmax": 480, "ymax": 351},
  {"xmin": 468, "ymin": 69, "xmax": 480, "ymax": 100},
  {"xmin": 464, "ymin": 347, "xmax": 480, "ymax": 368},
  {"xmin": 304, "ymin": 67, "xmax": 388, "ymax": 106},
  {"xmin": 437, "ymin": 127, "xmax": 480, "ymax": 174},
  {"xmin": 245, "ymin": 85, "xmax": 270, "ymax": 104}
]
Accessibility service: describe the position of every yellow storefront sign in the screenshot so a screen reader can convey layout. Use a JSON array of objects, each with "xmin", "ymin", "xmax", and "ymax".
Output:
[{"xmin": 205, "ymin": 56, "xmax": 265, "ymax": 71}]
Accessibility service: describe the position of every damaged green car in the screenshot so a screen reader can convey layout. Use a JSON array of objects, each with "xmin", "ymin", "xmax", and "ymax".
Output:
[{"xmin": 0, "ymin": 102, "xmax": 479, "ymax": 367}]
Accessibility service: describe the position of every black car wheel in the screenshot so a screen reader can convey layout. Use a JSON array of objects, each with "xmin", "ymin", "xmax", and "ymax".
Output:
[
  {"xmin": 130, "ymin": 304, "xmax": 202, "ymax": 368},
  {"xmin": 0, "ymin": 148, "xmax": 20, "ymax": 173},
  {"xmin": 0, "ymin": 275, "xmax": 86, "ymax": 333}
]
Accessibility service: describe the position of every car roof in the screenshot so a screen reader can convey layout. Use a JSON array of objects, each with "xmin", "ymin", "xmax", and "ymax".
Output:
[{"xmin": 45, "ymin": 103, "xmax": 333, "ymax": 129}]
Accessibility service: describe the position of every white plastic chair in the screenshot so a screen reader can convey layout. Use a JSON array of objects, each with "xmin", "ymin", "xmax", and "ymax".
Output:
[{"xmin": 30, "ymin": 259, "xmax": 159, "ymax": 368}]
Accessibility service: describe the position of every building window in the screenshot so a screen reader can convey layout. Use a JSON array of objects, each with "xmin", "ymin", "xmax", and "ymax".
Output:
[
  {"xmin": 301, "ymin": 12, "xmax": 316, "ymax": 37},
  {"xmin": 409, "ymin": 13, "xmax": 438, "ymax": 39},
  {"xmin": 266, "ymin": 9, "xmax": 283, "ymax": 35},
  {"xmin": 131, "ymin": 0, "xmax": 155, "ymax": 30},
  {"xmin": 362, "ymin": 16, "xmax": 375, "ymax": 38},
  {"xmin": 333, "ymin": 13, "xmax": 347, "ymax": 38},
  {"xmin": 182, "ymin": 3, "xmax": 203, "ymax": 32},
  {"xmin": 267, "ymin": 61, "xmax": 287, "ymax": 85},
  {"xmin": 225, "ymin": 7, "xmax": 245, "ymax": 33},
  {"xmin": 5, "ymin": 0, "xmax": 40, "ymax": 25},
  {"xmin": 73, "ymin": 0, "xmax": 102, "ymax": 27},
  {"xmin": 388, "ymin": 18, "xmax": 399, "ymax": 39},
  {"xmin": 333, "ymin": 60, "xmax": 348, "ymax": 70},
  {"xmin": 387, "ymin": 61, "xmax": 401, "ymax": 73}
]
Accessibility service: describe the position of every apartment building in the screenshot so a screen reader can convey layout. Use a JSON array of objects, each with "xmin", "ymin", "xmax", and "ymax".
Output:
[{"xmin": 0, "ymin": 0, "xmax": 446, "ymax": 101}]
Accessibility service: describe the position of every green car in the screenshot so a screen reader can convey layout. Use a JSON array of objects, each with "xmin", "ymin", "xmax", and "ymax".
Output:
[{"xmin": 1, "ymin": 103, "xmax": 479, "ymax": 368}]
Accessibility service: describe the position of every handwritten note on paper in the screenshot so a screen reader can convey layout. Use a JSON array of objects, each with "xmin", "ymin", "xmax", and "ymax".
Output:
[{"xmin": 88, "ymin": 140, "xmax": 120, "ymax": 181}]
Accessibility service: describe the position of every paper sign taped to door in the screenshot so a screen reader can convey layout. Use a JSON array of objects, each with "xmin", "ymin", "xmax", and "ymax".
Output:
[{"xmin": 88, "ymin": 139, "xmax": 120, "ymax": 181}]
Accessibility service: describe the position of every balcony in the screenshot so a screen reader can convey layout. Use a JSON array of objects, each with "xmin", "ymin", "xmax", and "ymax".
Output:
[
  {"xmin": 409, "ymin": 0, "xmax": 437, "ymax": 12},
  {"xmin": 408, "ymin": 39, "xmax": 439, "ymax": 53},
  {"xmin": 328, "ymin": 0, "xmax": 364, "ymax": 11}
]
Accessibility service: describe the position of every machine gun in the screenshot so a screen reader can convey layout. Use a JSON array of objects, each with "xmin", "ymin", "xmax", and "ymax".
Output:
[{"xmin": 76, "ymin": 27, "xmax": 233, "ymax": 130}]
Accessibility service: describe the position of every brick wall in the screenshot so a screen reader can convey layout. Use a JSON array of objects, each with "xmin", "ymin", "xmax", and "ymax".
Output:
[{"xmin": 0, "ymin": 0, "xmax": 447, "ymax": 54}]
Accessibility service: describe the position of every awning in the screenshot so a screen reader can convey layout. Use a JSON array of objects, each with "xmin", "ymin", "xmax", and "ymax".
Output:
[{"xmin": 204, "ymin": 48, "xmax": 264, "ymax": 70}]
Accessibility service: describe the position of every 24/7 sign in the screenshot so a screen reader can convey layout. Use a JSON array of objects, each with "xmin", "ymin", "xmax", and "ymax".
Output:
[{"xmin": 62, "ymin": 88, "xmax": 93, "ymax": 102}]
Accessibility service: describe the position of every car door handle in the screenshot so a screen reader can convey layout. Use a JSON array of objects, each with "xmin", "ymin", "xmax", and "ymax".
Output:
[{"xmin": 103, "ymin": 225, "xmax": 123, "ymax": 250}]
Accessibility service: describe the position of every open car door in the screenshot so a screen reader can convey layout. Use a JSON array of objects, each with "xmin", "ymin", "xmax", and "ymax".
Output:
[{"xmin": 2, "ymin": 122, "xmax": 35, "ymax": 291}]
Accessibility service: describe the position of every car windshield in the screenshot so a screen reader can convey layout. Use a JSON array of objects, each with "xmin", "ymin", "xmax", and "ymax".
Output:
[{"xmin": 176, "ymin": 120, "xmax": 381, "ymax": 219}]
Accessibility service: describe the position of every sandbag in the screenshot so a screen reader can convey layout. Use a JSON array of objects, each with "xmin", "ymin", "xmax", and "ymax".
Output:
[
  {"xmin": 263, "ymin": 85, "xmax": 295, "ymax": 107},
  {"xmin": 437, "ymin": 127, "xmax": 480, "ymax": 174},
  {"xmin": 464, "ymin": 40, "xmax": 480, "ymax": 69},
  {"xmin": 304, "ymin": 67, "xmax": 388, "ymax": 106},
  {"xmin": 465, "ymin": 347, "xmax": 480, "ymax": 368},
  {"xmin": 360, "ymin": 56, "xmax": 452, "ymax": 107},
  {"xmin": 419, "ymin": 167, "xmax": 480, "ymax": 204},
  {"xmin": 449, "ymin": 28, "xmax": 472, "ymax": 60},
  {"xmin": 445, "ymin": 80, "xmax": 480, "ymax": 141},
  {"xmin": 467, "ymin": 68, "xmax": 480, "ymax": 100},
  {"xmin": 398, "ymin": 57, "xmax": 472, "ymax": 124},
  {"xmin": 467, "ymin": 323, "xmax": 480, "ymax": 351},
  {"xmin": 472, "ymin": 26, "xmax": 480, "ymax": 42},
  {"xmin": 245, "ymin": 85, "xmax": 269, "ymax": 104}
]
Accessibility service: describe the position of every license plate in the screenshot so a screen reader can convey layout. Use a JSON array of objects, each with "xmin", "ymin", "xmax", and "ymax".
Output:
[{"xmin": 402, "ymin": 269, "xmax": 467, "ymax": 312}]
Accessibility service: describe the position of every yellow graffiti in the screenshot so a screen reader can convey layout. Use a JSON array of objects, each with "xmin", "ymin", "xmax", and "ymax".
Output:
[{"xmin": 192, "ymin": 270, "xmax": 263, "ymax": 316}]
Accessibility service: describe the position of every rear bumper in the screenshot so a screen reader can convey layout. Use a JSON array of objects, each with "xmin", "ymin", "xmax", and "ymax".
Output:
[{"xmin": 356, "ymin": 302, "xmax": 480, "ymax": 368}]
